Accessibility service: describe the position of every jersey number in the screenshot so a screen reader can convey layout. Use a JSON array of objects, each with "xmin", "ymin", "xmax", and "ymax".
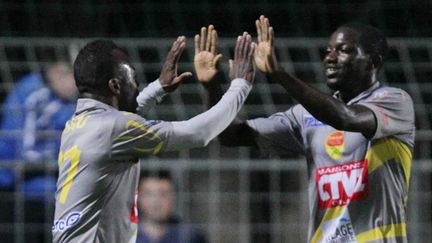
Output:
[{"xmin": 58, "ymin": 145, "xmax": 81, "ymax": 204}]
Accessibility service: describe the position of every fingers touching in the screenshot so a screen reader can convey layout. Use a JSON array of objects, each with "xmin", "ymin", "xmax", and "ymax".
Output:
[
  {"xmin": 253, "ymin": 15, "xmax": 277, "ymax": 73},
  {"xmin": 234, "ymin": 32, "xmax": 253, "ymax": 61},
  {"xmin": 165, "ymin": 16, "xmax": 276, "ymax": 86},
  {"xmin": 230, "ymin": 32, "xmax": 256, "ymax": 82},
  {"xmin": 159, "ymin": 36, "xmax": 191, "ymax": 92},
  {"xmin": 256, "ymin": 15, "xmax": 273, "ymax": 44},
  {"xmin": 168, "ymin": 36, "xmax": 186, "ymax": 65},
  {"xmin": 194, "ymin": 25, "xmax": 223, "ymax": 82},
  {"xmin": 195, "ymin": 25, "xmax": 218, "ymax": 54}
]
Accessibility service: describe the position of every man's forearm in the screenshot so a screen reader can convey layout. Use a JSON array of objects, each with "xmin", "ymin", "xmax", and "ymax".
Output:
[
  {"xmin": 202, "ymin": 72, "xmax": 225, "ymax": 108},
  {"xmin": 165, "ymin": 79, "xmax": 252, "ymax": 150},
  {"xmin": 201, "ymin": 72, "xmax": 255, "ymax": 146},
  {"xmin": 136, "ymin": 79, "xmax": 167, "ymax": 116}
]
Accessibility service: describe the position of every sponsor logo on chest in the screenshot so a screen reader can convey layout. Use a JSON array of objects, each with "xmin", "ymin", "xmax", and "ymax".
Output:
[
  {"xmin": 304, "ymin": 116, "xmax": 327, "ymax": 128},
  {"xmin": 321, "ymin": 210, "xmax": 357, "ymax": 243},
  {"xmin": 52, "ymin": 211, "xmax": 82, "ymax": 232},
  {"xmin": 316, "ymin": 160, "xmax": 368, "ymax": 209},
  {"xmin": 325, "ymin": 131, "xmax": 345, "ymax": 160}
]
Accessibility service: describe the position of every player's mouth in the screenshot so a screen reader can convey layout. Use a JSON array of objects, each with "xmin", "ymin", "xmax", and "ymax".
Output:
[{"xmin": 325, "ymin": 65, "xmax": 341, "ymax": 78}]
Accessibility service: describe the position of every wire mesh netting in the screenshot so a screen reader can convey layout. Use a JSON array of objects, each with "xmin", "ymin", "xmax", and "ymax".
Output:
[{"xmin": 0, "ymin": 37, "xmax": 431, "ymax": 242}]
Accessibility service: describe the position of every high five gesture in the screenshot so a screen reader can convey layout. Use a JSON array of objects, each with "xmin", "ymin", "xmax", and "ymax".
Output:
[
  {"xmin": 194, "ymin": 25, "xmax": 223, "ymax": 83},
  {"xmin": 254, "ymin": 15, "xmax": 278, "ymax": 74},
  {"xmin": 229, "ymin": 32, "xmax": 256, "ymax": 83},
  {"xmin": 159, "ymin": 36, "xmax": 193, "ymax": 92}
]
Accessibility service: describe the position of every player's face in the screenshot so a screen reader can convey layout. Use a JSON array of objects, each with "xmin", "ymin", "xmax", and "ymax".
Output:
[
  {"xmin": 117, "ymin": 63, "xmax": 139, "ymax": 113},
  {"xmin": 323, "ymin": 27, "xmax": 371, "ymax": 92},
  {"xmin": 138, "ymin": 178, "xmax": 174, "ymax": 223}
]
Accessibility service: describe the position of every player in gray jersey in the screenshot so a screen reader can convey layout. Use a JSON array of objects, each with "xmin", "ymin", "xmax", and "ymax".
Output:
[
  {"xmin": 198, "ymin": 17, "xmax": 415, "ymax": 242},
  {"xmin": 52, "ymin": 31, "xmax": 256, "ymax": 243}
]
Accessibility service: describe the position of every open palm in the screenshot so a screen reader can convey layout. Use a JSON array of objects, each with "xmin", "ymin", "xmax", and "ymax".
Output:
[
  {"xmin": 159, "ymin": 36, "xmax": 192, "ymax": 92},
  {"xmin": 194, "ymin": 25, "xmax": 222, "ymax": 83},
  {"xmin": 254, "ymin": 41, "xmax": 272, "ymax": 73},
  {"xmin": 194, "ymin": 50, "xmax": 221, "ymax": 82},
  {"xmin": 254, "ymin": 15, "xmax": 277, "ymax": 74}
]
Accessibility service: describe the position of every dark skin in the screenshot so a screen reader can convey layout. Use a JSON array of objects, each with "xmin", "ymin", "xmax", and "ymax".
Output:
[
  {"xmin": 199, "ymin": 16, "xmax": 380, "ymax": 147},
  {"xmin": 80, "ymin": 37, "xmax": 192, "ymax": 112}
]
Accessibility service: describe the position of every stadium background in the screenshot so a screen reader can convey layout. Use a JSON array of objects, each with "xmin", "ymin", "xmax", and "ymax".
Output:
[{"xmin": 0, "ymin": 0, "xmax": 431, "ymax": 242}]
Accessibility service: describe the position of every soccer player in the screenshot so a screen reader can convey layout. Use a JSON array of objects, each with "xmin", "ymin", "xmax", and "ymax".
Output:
[
  {"xmin": 52, "ymin": 33, "xmax": 255, "ymax": 243},
  {"xmin": 199, "ymin": 17, "xmax": 415, "ymax": 242}
]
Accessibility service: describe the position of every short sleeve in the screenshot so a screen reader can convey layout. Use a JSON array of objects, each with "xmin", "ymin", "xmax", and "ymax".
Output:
[
  {"xmin": 110, "ymin": 112, "xmax": 173, "ymax": 159},
  {"xmin": 357, "ymin": 87, "xmax": 415, "ymax": 147},
  {"xmin": 246, "ymin": 105, "xmax": 306, "ymax": 155}
]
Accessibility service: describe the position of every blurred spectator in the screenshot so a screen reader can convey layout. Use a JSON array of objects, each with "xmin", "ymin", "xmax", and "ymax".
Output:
[
  {"xmin": 137, "ymin": 171, "xmax": 207, "ymax": 243},
  {"xmin": 0, "ymin": 62, "xmax": 77, "ymax": 195}
]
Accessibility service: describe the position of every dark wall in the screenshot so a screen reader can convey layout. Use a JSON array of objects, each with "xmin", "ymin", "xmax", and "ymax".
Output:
[{"xmin": 0, "ymin": 0, "xmax": 431, "ymax": 38}]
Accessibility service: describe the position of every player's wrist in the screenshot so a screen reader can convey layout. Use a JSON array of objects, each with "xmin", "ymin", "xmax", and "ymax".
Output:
[
  {"xmin": 201, "ymin": 71, "xmax": 223, "ymax": 90},
  {"xmin": 137, "ymin": 79, "xmax": 167, "ymax": 105}
]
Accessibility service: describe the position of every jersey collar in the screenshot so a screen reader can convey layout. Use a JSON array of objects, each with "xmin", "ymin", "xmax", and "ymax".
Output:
[
  {"xmin": 75, "ymin": 98, "xmax": 115, "ymax": 115},
  {"xmin": 333, "ymin": 82, "xmax": 382, "ymax": 105}
]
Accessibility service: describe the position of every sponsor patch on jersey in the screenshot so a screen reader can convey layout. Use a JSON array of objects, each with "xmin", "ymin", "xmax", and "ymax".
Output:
[
  {"xmin": 52, "ymin": 211, "xmax": 82, "ymax": 232},
  {"xmin": 316, "ymin": 160, "xmax": 368, "ymax": 209},
  {"xmin": 325, "ymin": 131, "xmax": 345, "ymax": 160},
  {"xmin": 304, "ymin": 116, "xmax": 327, "ymax": 128},
  {"xmin": 321, "ymin": 209, "xmax": 357, "ymax": 243},
  {"xmin": 130, "ymin": 190, "xmax": 138, "ymax": 224}
]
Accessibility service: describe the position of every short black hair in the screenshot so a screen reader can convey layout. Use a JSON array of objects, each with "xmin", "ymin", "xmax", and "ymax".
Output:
[
  {"xmin": 73, "ymin": 40, "xmax": 128, "ymax": 95},
  {"xmin": 339, "ymin": 23, "xmax": 388, "ymax": 64}
]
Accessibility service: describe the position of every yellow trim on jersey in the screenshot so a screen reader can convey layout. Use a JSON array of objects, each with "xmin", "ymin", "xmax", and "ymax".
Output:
[
  {"xmin": 366, "ymin": 137, "xmax": 412, "ymax": 186},
  {"xmin": 58, "ymin": 151, "xmax": 64, "ymax": 168},
  {"xmin": 310, "ymin": 206, "xmax": 346, "ymax": 243},
  {"xmin": 114, "ymin": 136, "xmax": 163, "ymax": 154},
  {"xmin": 59, "ymin": 146, "xmax": 81, "ymax": 204},
  {"xmin": 64, "ymin": 114, "xmax": 91, "ymax": 134},
  {"xmin": 311, "ymin": 138, "xmax": 412, "ymax": 243},
  {"xmin": 114, "ymin": 120, "xmax": 164, "ymax": 155},
  {"xmin": 127, "ymin": 227, "xmax": 138, "ymax": 243},
  {"xmin": 355, "ymin": 223, "xmax": 406, "ymax": 242}
]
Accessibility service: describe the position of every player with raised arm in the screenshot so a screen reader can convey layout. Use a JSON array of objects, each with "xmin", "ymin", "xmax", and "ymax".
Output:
[
  {"xmin": 199, "ymin": 16, "xmax": 415, "ymax": 242},
  {"xmin": 52, "ymin": 33, "xmax": 255, "ymax": 243}
]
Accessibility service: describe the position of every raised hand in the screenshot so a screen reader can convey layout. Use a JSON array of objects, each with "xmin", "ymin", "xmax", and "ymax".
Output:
[
  {"xmin": 254, "ymin": 15, "xmax": 278, "ymax": 74},
  {"xmin": 229, "ymin": 32, "xmax": 256, "ymax": 83},
  {"xmin": 159, "ymin": 36, "xmax": 193, "ymax": 92},
  {"xmin": 194, "ymin": 25, "xmax": 223, "ymax": 83}
]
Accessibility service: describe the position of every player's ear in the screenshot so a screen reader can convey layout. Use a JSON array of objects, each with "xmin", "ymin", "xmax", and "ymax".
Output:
[
  {"xmin": 370, "ymin": 54, "xmax": 383, "ymax": 70},
  {"xmin": 108, "ymin": 78, "xmax": 121, "ymax": 96}
]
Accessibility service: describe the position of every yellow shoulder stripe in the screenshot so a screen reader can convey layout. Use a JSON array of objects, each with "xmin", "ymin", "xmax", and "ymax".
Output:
[
  {"xmin": 366, "ymin": 137, "xmax": 412, "ymax": 186},
  {"xmin": 114, "ymin": 120, "xmax": 164, "ymax": 155},
  {"xmin": 356, "ymin": 223, "xmax": 406, "ymax": 242}
]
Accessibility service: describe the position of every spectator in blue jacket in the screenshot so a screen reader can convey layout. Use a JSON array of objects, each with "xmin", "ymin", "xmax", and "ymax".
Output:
[
  {"xmin": 0, "ymin": 62, "xmax": 77, "ymax": 196},
  {"xmin": 137, "ymin": 171, "xmax": 207, "ymax": 243}
]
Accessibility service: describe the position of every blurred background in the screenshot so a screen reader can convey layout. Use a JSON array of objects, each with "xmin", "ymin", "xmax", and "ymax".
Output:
[{"xmin": 0, "ymin": 0, "xmax": 431, "ymax": 242}]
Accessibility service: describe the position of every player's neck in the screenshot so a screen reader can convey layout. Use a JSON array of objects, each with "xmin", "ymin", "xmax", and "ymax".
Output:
[
  {"xmin": 79, "ymin": 92, "xmax": 119, "ymax": 109},
  {"xmin": 339, "ymin": 77, "xmax": 377, "ymax": 103}
]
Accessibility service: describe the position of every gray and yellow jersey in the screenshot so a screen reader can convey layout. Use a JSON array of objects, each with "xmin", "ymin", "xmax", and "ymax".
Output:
[
  {"xmin": 247, "ymin": 82, "xmax": 415, "ymax": 243},
  {"xmin": 52, "ymin": 99, "xmax": 169, "ymax": 243},
  {"xmin": 52, "ymin": 78, "xmax": 252, "ymax": 243}
]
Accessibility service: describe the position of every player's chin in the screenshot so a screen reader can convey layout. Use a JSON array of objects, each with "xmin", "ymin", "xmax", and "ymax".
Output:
[{"xmin": 326, "ymin": 78, "xmax": 341, "ymax": 91}]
